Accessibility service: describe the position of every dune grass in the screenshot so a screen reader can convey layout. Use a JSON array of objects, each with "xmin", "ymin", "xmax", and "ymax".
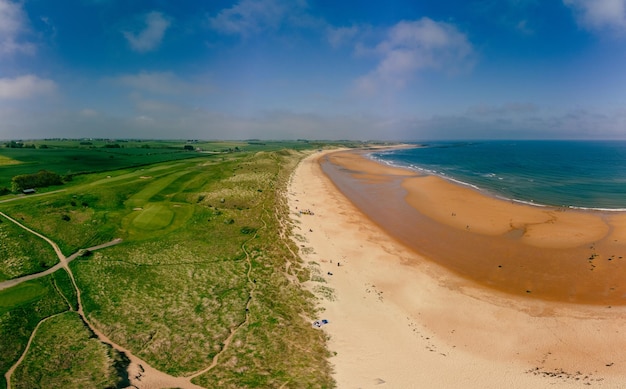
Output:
[
  {"xmin": 0, "ymin": 216, "xmax": 59, "ymax": 281},
  {"xmin": 51, "ymin": 268, "xmax": 78, "ymax": 311},
  {"xmin": 11, "ymin": 312, "xmax": 124, "ymax": 389},
  {"xmin": 0, "ymin": 276, "xmax": 70, "ymax": 389},
  {"xmin": 0, "ymin": 143, "xmax": 341, "ymax": 388}
]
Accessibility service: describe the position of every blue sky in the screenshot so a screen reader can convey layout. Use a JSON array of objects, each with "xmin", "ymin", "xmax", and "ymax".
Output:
[{"xmin": 1, "ymin": 0, "xmax": 626, "ymax": 140}]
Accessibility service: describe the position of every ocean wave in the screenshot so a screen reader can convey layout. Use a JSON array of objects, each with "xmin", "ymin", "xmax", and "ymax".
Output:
[{"xmin": 370, "ymin": 141, "xmax": 626, "ymax": 210}]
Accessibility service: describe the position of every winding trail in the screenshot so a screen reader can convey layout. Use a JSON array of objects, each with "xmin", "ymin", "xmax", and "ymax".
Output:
[
  {"xmin": 1, "ymin": 155, "xmax": 289, "ymax": 388},
  {"xmin": 186, "ymin": 202, "xmax": 266, "ymax": 380},
  {"xmin": 0, "ymin": 211, "xmax": 205, "ymax": 389},
  {"xmin": 1, "ymin": 199, "xmax": 273, "ymax": 388},
  {"xmin": 0, "ymin": 210, "xmax": 123, "ymax": 291},
  {"xmin": 4, "ymin": 312, "xmax": 67, "ymax": 389}
]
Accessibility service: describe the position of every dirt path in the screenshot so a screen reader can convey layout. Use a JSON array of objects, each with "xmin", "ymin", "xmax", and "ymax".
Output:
[
  {"xmin": 0, "ymin": 210, "xmax": 205, "ymax": 389},
  {"xmin": 1, "ymin": 199, "xmax": 275, "ymax": 388},
  {"xmin": 0, "ymin": 211, "xmax": 66, "ymax": 261},
  {"xmin": 0, "ymin": 212, "xmax": 123, "ymax": 290},
  {"xmin": 4, "ymin": 312, "xmax": 67, "ymax": 389},
  {"xmin": 0, "ymin": 190, "xmax": 66, "ymax": 205},
  {"xmin": 186, "ymin": 204, "xmax": 266, "ymax": 380}
]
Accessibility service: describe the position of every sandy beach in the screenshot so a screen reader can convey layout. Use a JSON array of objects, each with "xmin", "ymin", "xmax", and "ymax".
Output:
[{"xmin": 288, "ymin": 148, "xmax": 626, "ymax": 388}]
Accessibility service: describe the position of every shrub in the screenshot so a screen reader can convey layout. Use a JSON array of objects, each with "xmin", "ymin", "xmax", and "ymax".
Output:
[
  {"xmin": 11, "ymin": 170, "xmax": 63, "ymax": 192},
  {"xmin": 240, "ymin": 226, "xmax": 257, "ymax": 234}
]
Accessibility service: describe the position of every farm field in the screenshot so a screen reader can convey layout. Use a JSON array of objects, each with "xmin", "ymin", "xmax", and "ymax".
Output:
[
  {"xmin": 0, "ymin": 139, "xmax": 321, "ymax": 191},
  {"xmin": 0, "ymin": 140, "xmax": 357, "ymax": 388}
]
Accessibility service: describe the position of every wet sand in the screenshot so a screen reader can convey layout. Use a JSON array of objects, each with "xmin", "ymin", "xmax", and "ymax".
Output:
[
  {"xmin": 322, "ymin": 149, "xmax": 626, "ymax": 305},
  {"xmin": 289, "ymin": 148, "xmax": 626, "ymax": 388}
]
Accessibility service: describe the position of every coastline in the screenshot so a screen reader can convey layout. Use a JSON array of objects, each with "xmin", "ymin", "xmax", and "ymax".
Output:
[
  {"xmin": 321, "ymin": 149, "xmax": 626, "ymax": 304},
  {"xmin": 288, "ymin": 148, "xmax": 626, "ymax": 388}
]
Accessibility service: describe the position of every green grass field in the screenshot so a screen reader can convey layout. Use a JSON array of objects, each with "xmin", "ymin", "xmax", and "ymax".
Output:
[
  {"xmin": 0, "ymin": 140, "xmax": 353, "ymax": 388},
  {"xmin": 0, "ymin": 281, "xmax": 48, "ymax": 316},
  {"xmin": 0, "ymin": 139, "xmax": 357, "ymax": 191},
  {"xmin": 0, "ymin": 155, "xmax": 21, "ymax": 166}
]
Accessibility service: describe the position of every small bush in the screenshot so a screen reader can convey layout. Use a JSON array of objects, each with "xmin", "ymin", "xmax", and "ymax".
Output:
[{"xmin": 240, "ymin": 226, "xmax": 257, "ymax": 235}]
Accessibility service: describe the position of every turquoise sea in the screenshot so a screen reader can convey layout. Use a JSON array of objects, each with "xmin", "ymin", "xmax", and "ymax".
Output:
[{"xmin": 370, "ymin": 141, "xmax": 626, "ymax": 210}]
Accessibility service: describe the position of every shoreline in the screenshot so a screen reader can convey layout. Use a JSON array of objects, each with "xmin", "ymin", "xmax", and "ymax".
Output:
[
  {"xmin": 288, "ymin": 148, "xmax": 626, "ymax": 388},
  {"xmin": 370, "ymin": 149, "xmax": 626, "ymax": 213},
  {"xmin": 321, "ymin": 149, "xmax": 626, "ymax": 305}
]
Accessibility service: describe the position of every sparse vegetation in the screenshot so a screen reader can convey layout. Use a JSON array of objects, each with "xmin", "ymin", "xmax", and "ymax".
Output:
[
  {"xmin": 0, "ymin": 277, "xmax": 72, "ymax": 389},
  {"xmin": 12, "ymin": 312, "xmax": 124, "ymax": 389}
]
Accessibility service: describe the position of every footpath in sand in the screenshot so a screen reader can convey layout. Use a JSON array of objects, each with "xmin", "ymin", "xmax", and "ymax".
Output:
[{"xmin": 288, "ymin": 149, "xmax": 626, "ymax": 388}]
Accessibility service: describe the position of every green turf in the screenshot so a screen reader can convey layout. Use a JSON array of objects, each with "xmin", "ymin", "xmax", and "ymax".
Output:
[
  {"xmin": 0, "ymin": 281, "xmax": 48, "ymax": 315},
  {"xmin": 125, "ymin": 169, "xmax": 192, "ymax": 208},
  {"xmin": 131, "ymin": 204, "xmax": 174, "ymax": 230}
]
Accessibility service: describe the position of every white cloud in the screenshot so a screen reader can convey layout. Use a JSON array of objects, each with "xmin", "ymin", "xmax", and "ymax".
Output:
[
  {"xmin": 327, "ymin": 25, "xmax": 360, "ymax": 48},
  {"xmin": 355, "ymin": 18, "xmax": 475, "ymax": 95},
  {"xmin": 0, "ymin": 0, "xmax": 35, "ymax": 56},
  {"xmin": 516, "ymin": 19, "xmax": 534, "ymax": 34},
  {"xmin": 0, "ymin": 0, "xmax": 23, "ymax": 36},
  {"xmin": 209, "ymin": 0, "xmax": 309, "ymax": 37},
  {"xmin": 40, "ymin": 16, "xmax": 58, "ymax": 40},
  {"xmin": 564, "ymin": 0, "xmax": 626, "ymax": 32},
  {"xmin": 0, "ymin": 75, "xmax": 56, "ymax": 99},
  {"xmin": 123, "ymin": 11, "xmax": 171, "ymax": 52}
]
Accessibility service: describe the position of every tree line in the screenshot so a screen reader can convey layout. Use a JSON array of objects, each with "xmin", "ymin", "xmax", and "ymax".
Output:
[{"xmin": 10, "ymin": 170, "xmax": 63, "ymax": 192}]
